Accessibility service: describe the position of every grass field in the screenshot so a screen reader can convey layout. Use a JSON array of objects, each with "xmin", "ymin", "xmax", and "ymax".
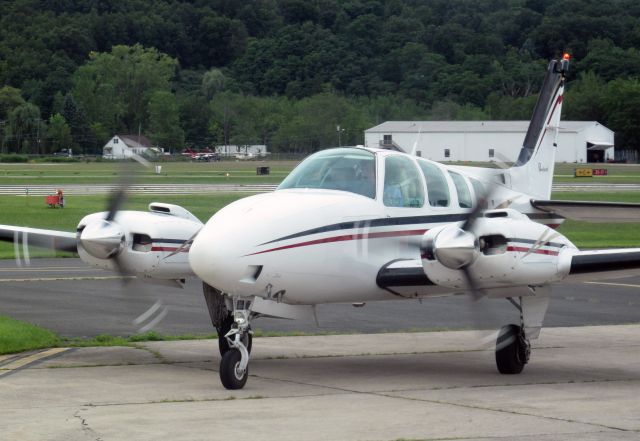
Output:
[
  {"xmin": 0, "ymin": 315, "xmax": 60, "ymax": 354},
  {"xmin": 1, "ymin": 160, "xmax": 639, "ymax": 185},
  {"xmin": 0, "ymin": 160, "xmax": 298, "ymax": 185}
]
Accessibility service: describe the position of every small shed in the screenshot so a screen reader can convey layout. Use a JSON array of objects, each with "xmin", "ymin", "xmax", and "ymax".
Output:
[{"xmin": 103, "ymin": 135, "xmax": 154, "ymax": 159}]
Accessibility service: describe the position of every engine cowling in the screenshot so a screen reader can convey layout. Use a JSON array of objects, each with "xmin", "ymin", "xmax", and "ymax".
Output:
[
  {"xmin": 77, "ymin": 203, "xmax": 202, "ymax": 280},
  {"xmin": 421, "ymin": 209, "xmax": 576, "ymax": 290}
]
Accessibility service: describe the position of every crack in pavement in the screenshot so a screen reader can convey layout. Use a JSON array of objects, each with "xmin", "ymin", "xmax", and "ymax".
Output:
[
  {"xmin": 244, "ymin": 372, "xmax": 638, "ymax": 434},
  {"xmin": 73, "ymin": 408, "xmax": 103, "ymax": 441}
]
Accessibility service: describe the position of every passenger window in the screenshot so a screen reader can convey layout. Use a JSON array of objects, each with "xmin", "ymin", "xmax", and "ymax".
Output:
[
  {"xmin": 417, "ymin": 160, "xmax": 450, "ymax": 207},
  {"xmin": 448, "ymin": 171, "xmax": 472, "ymax": 208},
  {"xmin": 383, "ymin": 155, "xmax": 425, "ymax": 208}
]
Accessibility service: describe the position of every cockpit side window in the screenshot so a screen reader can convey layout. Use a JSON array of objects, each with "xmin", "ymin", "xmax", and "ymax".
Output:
[
  {"xmin": 417, "ymin": 159, "xmax": 450, "ymax": 207},
  {"xmin": 448, "ymin": 171, "xmax": 472, "ymax": 208},
  {"xmin": 383, "ymin": 155, "xmax": 424, "ymax": 208},
  {"xmin": 278, "ymin": 148, "xmax": 376, "ymax": 198}
]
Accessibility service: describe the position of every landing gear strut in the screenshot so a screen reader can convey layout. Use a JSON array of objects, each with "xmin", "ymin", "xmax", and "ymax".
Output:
[
  {"xmin": 495, "ymin": 296, "xmax": 531, "ymax": 374},
  {"xmin": 219, "ymin": 298, "xmax": 253, "ymax": 390}
]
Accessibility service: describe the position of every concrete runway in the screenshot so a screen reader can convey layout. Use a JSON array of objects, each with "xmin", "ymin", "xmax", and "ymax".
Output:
[{"xmin": 1, "ymin": 326, "xmax": 639, "ymax": 440}]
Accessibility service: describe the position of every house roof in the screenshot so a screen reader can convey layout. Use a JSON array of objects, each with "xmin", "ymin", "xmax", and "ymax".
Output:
[
  {"xmin": 118, "ymin": 135, "xmax": 152, "ymax": 148},
  {"xmin": 365, "ymin": 121, "xmax": 608, "ymax": 134}
]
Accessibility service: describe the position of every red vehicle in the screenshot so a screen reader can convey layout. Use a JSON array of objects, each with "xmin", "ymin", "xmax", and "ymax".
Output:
[{"xmin": 45, "ymin": 189, "xmax": 65, "ymax": 208}]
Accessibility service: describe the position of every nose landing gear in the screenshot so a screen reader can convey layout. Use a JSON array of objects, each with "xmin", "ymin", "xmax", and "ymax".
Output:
[{"xmin": 219, "ymin": 298, "xmax": 253, "ymax": 390}]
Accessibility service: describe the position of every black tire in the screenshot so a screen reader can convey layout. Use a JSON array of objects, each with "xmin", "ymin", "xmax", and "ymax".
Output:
[
  {"xmin": 495, "ymin": 324, "xmax": 527, "ymax": 374},
  {"xmin": 220, "ymin": 349, "xmax": 248, "ymax": 390},
  {"xmin": 217, "ymin": 315, "xmax": 252, "ymax": 356}
]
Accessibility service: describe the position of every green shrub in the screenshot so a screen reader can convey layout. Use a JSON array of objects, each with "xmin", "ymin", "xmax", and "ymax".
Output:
[
  {"xmin": 0, "ymin": 154, "xmax": 29, "ymax": 163},
  {"xmin": 32, "ymin": 156, "xmax": 80, "ymax": 163}
]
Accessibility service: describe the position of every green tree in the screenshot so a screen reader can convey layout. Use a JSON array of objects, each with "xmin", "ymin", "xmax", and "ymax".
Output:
[
  {"xmin": 72, "ymin": 44, "xmax": 178, "ymax": 134},
  {"xmin": 47, "ymin": 114, "xmax": 72, "ymax": 153},
  {"xmin": 6, "ymin": 103, "xmax": 42, "ymax": 154},
  {"xmin": 0, "ymin": 86, "xmax": 26, "ymax": 121},
  {"xmin": 148, "ymin": 91, "xmax": 184, "ymax": 151},
  {"xmin": 202, "ymin": 69, "xmax": 228, "ymax": 100},
  {"xmin": 61, "ymin": 93, "xmax": 95, "ymax": 154},
  {"xmin": 563, "ymin": 71, "xmax": 608, "ymax": 122},
  {"xmin": 603, "ymin": 78, "xmax": 640, "ymax": 151}
]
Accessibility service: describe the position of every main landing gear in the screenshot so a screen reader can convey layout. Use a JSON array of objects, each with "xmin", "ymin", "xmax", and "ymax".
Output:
[
  {"xmin": 494, "ymin": 296, "xmax": 538, "ymax": 375},
  {"xmin": 495, "ymin": 323, "xmax": 530, "ymax": 374},
  {"xmin": 219, "ymin": 298, "xmax": 254, "ymax": 390}
]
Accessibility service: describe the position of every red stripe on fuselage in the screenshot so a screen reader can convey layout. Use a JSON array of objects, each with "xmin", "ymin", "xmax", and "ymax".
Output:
[
  {"xmin": 151, "ymin": 246, "xmax": 188, "ymax": 252},
  {"xmin": 506, "ymin": 245, "xmax": 559, "ymax": 256},
  {"xmin": 247, "ymin": 229, "xmax": 428, "ymax": 256}
]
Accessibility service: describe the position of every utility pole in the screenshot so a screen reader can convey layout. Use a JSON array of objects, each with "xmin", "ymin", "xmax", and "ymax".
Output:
[
  {"xmin": 0, "ymin": 120, "xmax": 6, "ymax": 154},
  {"xmin": 336, "ymin": 125, "xmax": 345, "ymax": 147},
  {"xmin": 35, "ymin": 117, "xmax": 41, "ymax": 155}
]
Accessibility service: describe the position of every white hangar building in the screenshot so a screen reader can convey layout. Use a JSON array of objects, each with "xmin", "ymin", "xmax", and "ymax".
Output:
[{"xmin": 364, "ymin": 121, "xmax": 614, "ymax": 163}]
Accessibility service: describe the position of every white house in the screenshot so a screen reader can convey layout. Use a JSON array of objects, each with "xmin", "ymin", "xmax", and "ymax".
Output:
[
  {"xmin": 103, "ymin": 135, "xmax": 156, "ymax": 159},
  {"xmin": 364, "ymin": 121, "xmax": 614, "ymax": 163},
  {"xmin": 215, "ymin": 144, "xmax": 268, "ymax": 158}
]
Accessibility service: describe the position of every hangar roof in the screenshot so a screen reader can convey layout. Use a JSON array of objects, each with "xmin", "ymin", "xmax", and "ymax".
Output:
[{"xmin": 366, "ymin": 121, "xmax": 611, "ymax": 134}]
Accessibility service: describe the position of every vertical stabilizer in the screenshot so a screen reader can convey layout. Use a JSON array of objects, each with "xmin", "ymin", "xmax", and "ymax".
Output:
[{"xmin": 510, "ymin": 56, "xmax": 570, "ymax": 199}]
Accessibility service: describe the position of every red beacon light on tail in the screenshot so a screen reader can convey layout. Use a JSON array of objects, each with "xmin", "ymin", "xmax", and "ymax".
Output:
[{"xmin": 557, "ymin": 52, "xmax": 571, "ymax": 74}]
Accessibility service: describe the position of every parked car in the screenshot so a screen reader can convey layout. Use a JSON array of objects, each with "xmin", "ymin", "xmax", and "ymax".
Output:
[{"xmin": 53, "ymin": 149, "xmax": 73, "ymax": 157}]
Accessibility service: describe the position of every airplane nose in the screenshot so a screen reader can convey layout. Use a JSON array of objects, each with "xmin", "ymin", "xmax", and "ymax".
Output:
[
  {"xmin": 189, "ymin": 224, "xmax": 237, "ymax": 292},
  {"xmin": 188, "ymin": 210, "xmax": 260, "ymax": 294}
]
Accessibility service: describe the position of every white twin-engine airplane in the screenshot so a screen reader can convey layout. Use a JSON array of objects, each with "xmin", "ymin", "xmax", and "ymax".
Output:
[{"xmin": 3, "ymin": 55, "xmax": 640, "ymax": 389}]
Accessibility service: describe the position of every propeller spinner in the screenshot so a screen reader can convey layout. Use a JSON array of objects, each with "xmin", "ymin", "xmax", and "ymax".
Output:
[{"xmin": 79, "ymin": 219, "xmax": 125, "ymax": 260}]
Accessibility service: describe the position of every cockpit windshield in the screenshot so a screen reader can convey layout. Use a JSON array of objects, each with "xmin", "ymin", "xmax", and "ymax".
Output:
[{"xmin": 278, "ymin": 148, "xmax": 376, "ymax": 198}]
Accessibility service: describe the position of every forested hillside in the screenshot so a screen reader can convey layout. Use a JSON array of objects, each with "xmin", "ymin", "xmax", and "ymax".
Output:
[{"xmin": 1, "ymin": 0, "xmax": 640, "ymax": 155}]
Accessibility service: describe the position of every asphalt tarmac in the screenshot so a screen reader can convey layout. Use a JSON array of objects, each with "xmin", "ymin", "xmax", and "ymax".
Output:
[{"xmin": 1, "ymin": 258, "xmax": 639, "ymax": 338}]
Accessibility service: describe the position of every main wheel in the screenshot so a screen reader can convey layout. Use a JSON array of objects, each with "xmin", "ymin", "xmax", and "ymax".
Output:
[
  {"xmin": 495, "ymin": 324, "xmax": 528, "ymax": 374},
  {"xmin": 217, "ymin": 315, "xmax": 252, "ymax": 356},
  {"xmin": 220, "ymin": 349, "xmax": 248, "ymax": 390}
]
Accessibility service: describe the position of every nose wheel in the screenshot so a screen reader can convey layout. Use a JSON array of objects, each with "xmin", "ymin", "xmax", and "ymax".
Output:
[
  {"xmin": 220, "ymin": 348, "xmax": 248, "ymax": 389},
  {"xmin": 219, "ymin": 298, "xmax": 253, "ymax": 390}
]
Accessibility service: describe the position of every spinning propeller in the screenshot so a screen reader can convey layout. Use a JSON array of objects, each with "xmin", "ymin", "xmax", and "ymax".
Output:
[{"xmin": 11, "ymin": 154, "xmax": 170, "ymax": 334}]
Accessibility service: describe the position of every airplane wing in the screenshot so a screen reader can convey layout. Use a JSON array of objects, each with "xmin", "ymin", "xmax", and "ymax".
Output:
[
  {"xmin": 564, "ymin": 248, "xmax": 640, "ymax": 283},
  {"xmin": 531, "ymin": 200, "xmax": 640, "ymax": 222},
  {"xmin": 377, "ymin": 247, "xmax": 640, "ymax": 293},
  {"xmin": 0, "ymin": 224, "xmax": 78, "ymax": 253}
]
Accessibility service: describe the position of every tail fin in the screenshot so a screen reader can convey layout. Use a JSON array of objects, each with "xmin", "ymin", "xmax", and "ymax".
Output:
[{"xmin": 509, "ymin": 56, "xmax": 570, "ymax": 199}]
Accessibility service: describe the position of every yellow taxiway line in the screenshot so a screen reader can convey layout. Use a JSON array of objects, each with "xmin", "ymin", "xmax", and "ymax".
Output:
[{"xmin": 0, "ymin": 348, "xmax": 70, "ymax": 377}]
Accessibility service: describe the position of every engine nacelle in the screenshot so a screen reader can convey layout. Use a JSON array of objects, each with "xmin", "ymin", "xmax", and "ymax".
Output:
[
  {"xmin": 421, "ymin": 209, "xmax": 576, "ymax": 290},
  {"xmin": 77, "ymin": 204, "xmax": 202, "ymax": 280}
]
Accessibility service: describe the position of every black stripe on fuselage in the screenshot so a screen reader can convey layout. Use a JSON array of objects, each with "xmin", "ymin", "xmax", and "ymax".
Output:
[
  {"xmin": 259, "ymin": 213, "xmax": 471, "ymax": 246},
  {"xmin": 149, "ymin": 238, "xmax": 185, "ymax": 244},
  {"xmin": 260, "ymin": 211, "xmax": 560, "ymax": 246}
]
